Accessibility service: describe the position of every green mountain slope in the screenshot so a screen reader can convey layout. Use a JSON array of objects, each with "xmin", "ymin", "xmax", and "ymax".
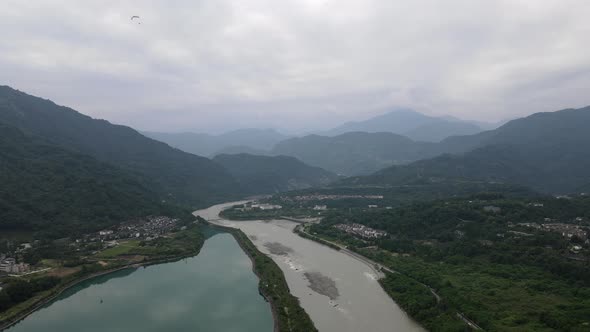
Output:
[
  {"xmin": 0, "ymin": 86, "xmax": 241, "ymax": 206},
  {"xmin": 144, "ymin": 128, "xmax": 287, "ymax": 157},
  {"xmin": 213, "ymin": 153, "xmax": 338, "ymax": 194},
  {"xmin": 323, "ymin": 108, "xmax": 482, "ymax": 141},
  {"xmin": 345, "ymin": 107, "xmax": 590, "ymax": 193},
  {"xmin": 271, "ymin": 132, "xmax": 438, "ymax": 175},
  {"xmin": 0, "ymin": 123, "xmax": 185, "ymax": 236}
]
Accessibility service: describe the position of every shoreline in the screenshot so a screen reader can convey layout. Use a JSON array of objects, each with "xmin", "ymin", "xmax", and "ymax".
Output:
[{"xmin": 0, "ymin": 249, "xmax": 203, "ymax": 331}]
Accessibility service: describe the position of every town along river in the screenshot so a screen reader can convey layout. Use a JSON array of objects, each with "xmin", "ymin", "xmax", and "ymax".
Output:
[{"xmin": 5, "ymin": 232, "xmax": 274, "ymax": 332}]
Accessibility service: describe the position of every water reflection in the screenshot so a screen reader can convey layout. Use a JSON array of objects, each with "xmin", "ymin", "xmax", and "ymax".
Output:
[{"xmin": 7, "ymin": 233, "xmax": 273, "ymax": 332}]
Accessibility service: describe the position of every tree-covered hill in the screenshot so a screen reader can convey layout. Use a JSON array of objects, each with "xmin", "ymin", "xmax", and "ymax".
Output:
[
  {"xmin": 344, "ymin": 106, "xmax": 590, "ymax": 193},
  {"xmin": 271, "ymin": 132, "xmax": 439, "ymax": 175},
  {"xmin": 0, "ymin": 86, "xmax": 241, "ymax": 206},
  {"xmin": 213, "ymin": 153, "xmax": 338, "ymax": 194},
  {"xmin": 0, "ymin": 123, "xmax": 187, "ymax": 237}
]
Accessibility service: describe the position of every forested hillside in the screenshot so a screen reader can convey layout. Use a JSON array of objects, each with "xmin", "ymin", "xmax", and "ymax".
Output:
[
  {"xmin": 0, "ymin": 123, "xmax": 187, "ymax": 237},
  {"xmin": 345, "ymin": 107, "xmax": 590, "ymax": 193},
  {"xmin": 0, "ymin": 86, "xmax": 241, "ymax": 206},
  {"xmin": 213, "ymin": 153, "xmax": 337, "ymax": 194},
  {"xmin": 272, "ymin": 132, "xmax": 438, "ymax": 175}
]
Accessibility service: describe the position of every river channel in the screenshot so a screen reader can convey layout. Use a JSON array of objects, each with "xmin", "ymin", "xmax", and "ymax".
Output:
[{"xmin": 194, "ymin": 201, "xmax": 424, "ymax": 332}]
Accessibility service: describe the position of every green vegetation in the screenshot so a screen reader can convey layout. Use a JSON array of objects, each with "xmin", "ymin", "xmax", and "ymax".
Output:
[
  {"xmin": 372, "ymin": 255, "xmax": 590, "ymax": 331},
  {"xmin": 96, "ymin": 240, "xmax": 141, "ymax": 258},
  {"xmin": 213, "ymin": 153, "xmax": 337, "ymax": 194},
  {"xmin": 130, "ymin": 227, "xmax": 205, "ymax": 258},
  {"xmin": 307, "ymin": 194, "xmax": 590, "ymax": 331},
  {"xmin": 227, "ymin": 228, "xmax": 317, "ymax": 332},
  {"xmin": 346, "ymin": 106, "xmax": 590, "ymax": 193},
  {"xmin": 293, "ymin": 225, "xmax": 340, "ymax": 251},
  {"xmin": 271, "ymin": 182, "xmax": 532, "ymax": 209},
  {"xmin": 220, "ymin": 203, "xmax": 319, "ymax": 220},
  {"xmin": 0, "ymin": 85, "xmax": 241, "ymax": 207},
  {"xmin": 0, "ymin": 123, "xmax": 193, "ymax": 237},
  {"xmin": 0, "ymin": 277, "xmax": 60, "ymax": 313},
  {"xmin": 0, "ymin": 225, "xmax": 205, "ymax": 327},
  {"xmin": 379, "ymin": 272, "xmax": 465, "ymax": 331},
  {"xmin": 272, "ymin": 131, "xmax": 438, "ymax": 175}
]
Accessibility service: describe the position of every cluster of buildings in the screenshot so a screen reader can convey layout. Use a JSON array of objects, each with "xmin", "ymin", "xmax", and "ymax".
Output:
[
  {"xmin": 286, "ymin": 194, "xmax": 384, "ymax": 202},
  {"xmin": 251, "ymin": 203, "xmax": 282, "ymax": 210},
  {"xmin": 0, "ymin": 255, "xmax": 30, "ymax": 275},
  {"xmin": 78, "ymin": 216, "xmax": 180, "ymax": 243},
  {"xmin": 235, "ymin": 203, "xmax": 283, "ymax": 211},
  {"xmin": 515, "ymin": 222, "xmax": 589, "ymax": 241},
  {"xmin": 541, "ymin": 223, "xmax": 588, "ymax": 241},
  {"xmin": 334, "ymin": 223, "xmax": 388, "ymax": 239}
]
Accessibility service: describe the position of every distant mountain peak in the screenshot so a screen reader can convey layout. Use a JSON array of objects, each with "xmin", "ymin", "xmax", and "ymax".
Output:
[
  {"xmin": 322, "ymin": 107, "xmax": 482, "ymax": 142},
  {"xmin": 143, "ymin": 128, "xmax": 290, "ymax": 157}
]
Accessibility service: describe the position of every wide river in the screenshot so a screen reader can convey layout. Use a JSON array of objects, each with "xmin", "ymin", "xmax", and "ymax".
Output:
[
  {"xmin": 6, "ymin": 232, "xmax": 274, "ymax": 332},
  {"xmin": 194, "ymin": 201, "xmax": 424, "ymax": 332}
]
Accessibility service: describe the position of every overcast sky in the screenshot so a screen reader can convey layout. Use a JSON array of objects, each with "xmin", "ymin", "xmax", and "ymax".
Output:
[{"xmin": 2, "ymin": 0, "xmax": 589, "ymax": 133}]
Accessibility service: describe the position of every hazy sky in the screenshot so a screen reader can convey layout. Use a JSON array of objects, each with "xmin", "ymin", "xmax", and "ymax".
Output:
[{"xmin": 2, "ymin": 0, "xmax": 590, "ymax": 133}]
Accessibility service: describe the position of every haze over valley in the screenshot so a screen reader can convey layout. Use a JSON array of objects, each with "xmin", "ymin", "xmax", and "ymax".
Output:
[{"xmin": 2, "ymin": 1, "xmax": 590, "ymax": 331}]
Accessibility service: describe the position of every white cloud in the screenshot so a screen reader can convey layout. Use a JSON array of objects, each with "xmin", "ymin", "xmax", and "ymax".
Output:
[{"xmin": 1, "ymin": 0, "xmax": 589, "ymax": 132}]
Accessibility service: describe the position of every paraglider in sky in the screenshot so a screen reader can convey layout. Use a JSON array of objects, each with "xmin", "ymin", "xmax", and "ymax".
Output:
[{"xmin": 130, "ymin": 15, "xmax": 141, "ymax": 24}]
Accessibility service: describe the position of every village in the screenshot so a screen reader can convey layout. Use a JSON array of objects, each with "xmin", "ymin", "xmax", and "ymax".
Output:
[
  {"xmin": 288, "ymin": 194, "xmax": 384, "ymax": 202},
  {"xmin": 333, "ymin": 223, "xmax": 389, "ymax": 239},
  {"xmin": 76, "ymin": 215, "xmax": 181, "ymax": 244},
  {"xmin": 0, "ymin": 215, "xmax": 182, "ymax": 277},
  {"xmin": 515, "ymin": 220, "xmax": 589, "ymax": 241}
]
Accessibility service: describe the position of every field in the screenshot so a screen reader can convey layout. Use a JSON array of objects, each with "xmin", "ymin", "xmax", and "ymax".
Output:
[{"xmin": 96, "ymin": 240, "xmax": 141, "ymax": 258}]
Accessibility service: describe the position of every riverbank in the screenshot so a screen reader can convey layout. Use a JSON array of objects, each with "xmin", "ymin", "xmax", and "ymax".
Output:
[
  {"xmin": 0, "ymin": 237, "xmax": 205, "ymax": 331},
  {"xmin": 290, "ymin": 226, "xmax": 463, "ymax": 331},
  {"xmin": 208, "ymin": 222, "xmax": 317, "ymax": 332}
]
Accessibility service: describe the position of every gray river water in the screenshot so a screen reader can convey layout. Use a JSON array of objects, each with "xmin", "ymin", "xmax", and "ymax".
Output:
[{"xmin": 194, "ymin": 201, "xmax": 424, "ymax": 332}]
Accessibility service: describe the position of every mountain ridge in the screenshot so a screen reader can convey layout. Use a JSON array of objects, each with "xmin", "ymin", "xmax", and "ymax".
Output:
[
  {"xmin": 271, "ymin": 131, "xmax": 439, "ymax": 175},
  {"xmin": 322, "ymin": 108, "xmax": 483, "ymax": 142},
  {"xmin": 0, "ymin": 86, "xmax": 241, "ymax": 206},
  {"xmin": 213, "ymin": 153, "xmax": 338, "ymax": 194},
  {"xmin": 342, "ymin": 106, "xmax": 590, "ymax": 193},
  {"xmin": 144, "ymin": 128, "xmax": 288, "ymax": 157},
  {"xmin": 0, "ymin": 122, "xmax": 187, "ymax": 236}
]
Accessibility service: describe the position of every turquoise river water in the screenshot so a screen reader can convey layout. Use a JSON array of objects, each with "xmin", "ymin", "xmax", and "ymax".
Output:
[{"xmin": 6, "ymin": 233, "xmax": 274, "ymax": 332}]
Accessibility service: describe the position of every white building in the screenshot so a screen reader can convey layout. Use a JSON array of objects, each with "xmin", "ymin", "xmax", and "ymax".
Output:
[
  {"xmin": 258, "ymin": 204, "xmax": 282, "ymax": 210},
  {"xmin": 0, "ymin": 258, "xmax": 30, "ymax": 274}
]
